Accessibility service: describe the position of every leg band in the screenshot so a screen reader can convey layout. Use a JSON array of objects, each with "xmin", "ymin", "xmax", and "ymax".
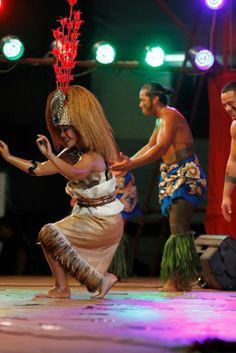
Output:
[{"xmin": 38, "ymin": 223, "xmax": 102, "ymax": 293}]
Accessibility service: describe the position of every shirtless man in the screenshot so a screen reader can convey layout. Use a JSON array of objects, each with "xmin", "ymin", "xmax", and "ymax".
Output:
[
  {"xmin": 111, "ymin": 82, "xmax": 206, "ymax": 292},
  {"xmin": 221, "ymin": 81, "xmax": 236, "ymax": 222}
]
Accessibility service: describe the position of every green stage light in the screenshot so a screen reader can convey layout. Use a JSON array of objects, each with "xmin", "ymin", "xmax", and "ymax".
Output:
[
  {"xmin": 0, "ymin": 35, "xmax": 24, "ymax": 61},
  {"xmin": 145, "ymin": 46, "xmax": 165, "ymax": 67},
  {"xmin": 93, "ymin": 41, "xmax": 116, "ymax": 64}
]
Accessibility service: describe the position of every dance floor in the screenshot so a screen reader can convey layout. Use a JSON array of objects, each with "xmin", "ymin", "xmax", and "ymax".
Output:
[{"xmin": 0, "ymin": 276, "xmax": 236, "ymax": 353}]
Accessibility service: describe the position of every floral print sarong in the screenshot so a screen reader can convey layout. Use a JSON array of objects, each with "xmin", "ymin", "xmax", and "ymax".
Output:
[
  {"xmin": 116, "ymin": 171, "xmax": 141, "ymax": 219},
  {"xmin": 159, "ymin": 155, "xmax": 206, "ymax": 216}
]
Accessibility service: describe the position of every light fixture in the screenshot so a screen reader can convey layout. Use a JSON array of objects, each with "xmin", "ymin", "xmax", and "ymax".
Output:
[
  {"xmin": 188, "ymin": 47, "xmax": 215, "ymax": 71},
  {"xmin": 145, "ymin": 46, "xmax": 165, "ymax": 67},
  {"xmin": 204, "ymin": 0, "xmax": 225, "ymax": 10},
  {"xmin": 93, "ymin": 41, "xmax": 116, "ymax": 64},
  {"xmin": 0, "ymin": 35, "xmax": 24, "ymax": 61},
  {"xmin": 50, "ymin": 40, "xmax": 62, "ymax": 51},
  {"xmin": 165, "ymin": 53, "xmax": 186, "ymax": 63}
]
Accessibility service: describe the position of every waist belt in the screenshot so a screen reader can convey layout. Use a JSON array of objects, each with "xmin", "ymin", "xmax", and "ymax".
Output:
[{"xmin": 76, "ymin": 192, "xmax": 116, "ymax": 208}]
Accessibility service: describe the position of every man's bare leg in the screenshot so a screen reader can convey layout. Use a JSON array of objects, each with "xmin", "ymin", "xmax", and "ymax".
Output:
[
  {"xmin": 176, "ymin": 279, "xmax": 192, "ymax": 291},
  {"xmin": 162, "ymin": 198, "xmax": 195, "ymax": 292},
  {"xmin": 91, "ymin": 273, "xmax": 117, "ymax": 299},
  {"xmin": 35, "ymin": 247, "xmax": 71, "ymax": 299}
]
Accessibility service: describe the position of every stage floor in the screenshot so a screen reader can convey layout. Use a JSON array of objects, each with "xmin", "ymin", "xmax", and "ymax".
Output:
[{"xmin": 0, "ymin": 276, "xmax": 236, "ymax": 353}]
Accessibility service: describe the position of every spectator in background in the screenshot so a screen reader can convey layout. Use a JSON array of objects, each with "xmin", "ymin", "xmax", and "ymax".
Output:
[
  {"xmin": 0, "ymin": 214, "xmax": 28, "ymax": 275},
  {"xmin": 109, "ymin": 170, "xmax": 141, "ymax": 279}
]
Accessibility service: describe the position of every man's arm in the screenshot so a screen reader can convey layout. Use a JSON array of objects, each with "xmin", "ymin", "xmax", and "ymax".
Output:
[
  {"xmin": 132, "ymin": 127, "xmax": 157, "ymax": 159},
  {"xmin": 222, "ymin": 122, "xmax": 236, "ymax": 221},
  {"xmin": 111, "ymin": 113, "xmax": 177, "ymax": 172},
  {"xmin": 129, "ymin": 113, "xmax": 177, "ymax": 169}
]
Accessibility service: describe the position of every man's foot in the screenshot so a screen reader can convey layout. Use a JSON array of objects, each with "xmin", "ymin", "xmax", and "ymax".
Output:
[
  {"xmin": 161, "ymin": 279, "xmax": 179, "ymax": 292},
  {"xmin": 34, "ymin": 286, "xmax": 71, "ymax": 299},
  {"xmin": 91, "ymin": 273, "xmax": 117, "ymax": 299},
  {"xmin": 161, "ymin": 278, "xmax": 192, "ymax": 292},
  {"xmin": 176, "ymin": 281, "xmax": 192, "ymax": 292}
]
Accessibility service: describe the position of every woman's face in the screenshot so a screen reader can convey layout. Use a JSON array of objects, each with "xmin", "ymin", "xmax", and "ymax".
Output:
[{"xmin": 58, "ymin": 126, "xmax": 82, "ymax": 148}]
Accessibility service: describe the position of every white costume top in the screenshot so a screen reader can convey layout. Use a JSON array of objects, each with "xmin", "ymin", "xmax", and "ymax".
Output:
[{"xmin": 65, "ymin": 170, "xmax": 124, "ymax": 217}]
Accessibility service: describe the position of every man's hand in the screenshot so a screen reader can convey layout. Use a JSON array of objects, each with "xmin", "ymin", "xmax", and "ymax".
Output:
[
  {"xmin": 221, "ymin": 196, "xmax": 232, "ymax": 222},
  {"xmin": 110, "ymin": 152, "xmax": 133, "ymax": 175}
]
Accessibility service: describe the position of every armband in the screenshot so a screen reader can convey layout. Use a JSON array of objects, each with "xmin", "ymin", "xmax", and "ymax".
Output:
[
  {"xmin": 28, "ymin": 160, "xmax": 38, "ymax": 176},
  {"xmin": 225, "ymin": 174, "xmax": 236, "ymax": 184}
]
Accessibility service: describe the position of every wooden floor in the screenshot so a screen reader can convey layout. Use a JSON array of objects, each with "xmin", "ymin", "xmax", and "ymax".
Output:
[{"xmin": 0, "ymin": 276, "xmax": 236, "ymax": 353}]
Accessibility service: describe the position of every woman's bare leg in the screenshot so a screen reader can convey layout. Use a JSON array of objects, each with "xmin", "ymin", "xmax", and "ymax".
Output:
[{"xmin": 35, "ymin": 246, "xmax": 71, "ymax": 298}]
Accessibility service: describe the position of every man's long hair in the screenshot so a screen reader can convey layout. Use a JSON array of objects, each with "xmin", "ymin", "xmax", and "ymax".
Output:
[{"xmin": 142, "ymin": 82, "xmax": 173, "ymax": 105}]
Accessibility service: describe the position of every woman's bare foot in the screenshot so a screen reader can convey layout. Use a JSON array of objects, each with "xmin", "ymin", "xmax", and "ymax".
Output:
[
  {"xmin": 34, "ymin": 286, "xmax": 71, "ymax": 299},
  {"xmin": 161, "ymin": 279, "xmax": 179, "ymax": 292},
  {"xmin": 91, "ymin": 273, "xmax": 117, "ymax": 299}
]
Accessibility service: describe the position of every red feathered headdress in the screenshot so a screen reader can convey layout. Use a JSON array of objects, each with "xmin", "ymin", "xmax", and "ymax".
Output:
[{"xmin": 51, "ymin": 0, "xmax": 84, "ymax": 96}]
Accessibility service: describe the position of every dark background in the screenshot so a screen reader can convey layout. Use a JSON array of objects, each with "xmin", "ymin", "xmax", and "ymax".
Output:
[{"xmin": 0, "ymin": 0, "xmax": 235, "ymax": 276}]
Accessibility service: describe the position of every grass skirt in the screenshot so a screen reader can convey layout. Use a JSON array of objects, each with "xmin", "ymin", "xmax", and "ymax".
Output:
[
  {"xmin": 160, "ymin": 232, "xmax": 201, "ymax": 287},
  {"xmin": 108, "ymin": 232, "xmax": 133, "ymax": 279}
]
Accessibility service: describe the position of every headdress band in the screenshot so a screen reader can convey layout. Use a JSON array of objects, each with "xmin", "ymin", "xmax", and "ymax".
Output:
[{"xmin": 50, "ymin": 90, "xmax": 71, "ymax": 126}]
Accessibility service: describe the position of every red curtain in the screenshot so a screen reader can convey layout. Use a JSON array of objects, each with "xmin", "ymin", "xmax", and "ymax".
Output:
[{"xmin": 205, "ymin": 71, "xmax": 236, "ymax": 239}]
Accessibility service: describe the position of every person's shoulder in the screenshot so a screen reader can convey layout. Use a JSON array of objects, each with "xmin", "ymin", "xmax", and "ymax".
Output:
[
  {"xmin": 230, "ymin": 121, "xmax": 236, "ymax": 137},
  {"xmin": 161, "ymin": 106, "xmax": 183, "ymax": 121}
]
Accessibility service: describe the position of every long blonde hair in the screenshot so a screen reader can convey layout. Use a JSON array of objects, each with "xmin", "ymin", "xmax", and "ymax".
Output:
[{"xmin": 45, "ymin": 85, "xmax": 119, "ymax": 161}]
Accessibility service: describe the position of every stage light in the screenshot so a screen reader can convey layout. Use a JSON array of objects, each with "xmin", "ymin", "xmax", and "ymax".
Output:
[
  {"xmin": 0, "ymin": 35, "xmax": 24, "ymax": 61},
  {"xmin": 145, "ymin": 46, "xmax": 165, "ymax": 67},
  {"xmin": 188, "ymin": 47, "xmax": 214, "ymax": 71},
  {"xmin": 204, "ymin": 0, "xmax": 225, "ymax": 10},
  {"xmin": 93, "ymin": 41, "xmax": 116, "ymax": 64}
]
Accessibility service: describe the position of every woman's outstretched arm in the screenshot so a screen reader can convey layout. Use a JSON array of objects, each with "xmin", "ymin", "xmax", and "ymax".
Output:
[{"xmin": 0, "ymin": 139, "xmax": 58, "ymax": 176}]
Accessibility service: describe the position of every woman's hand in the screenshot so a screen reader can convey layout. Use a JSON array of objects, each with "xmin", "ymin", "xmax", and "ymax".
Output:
[
  {"xmin": 0, "ymin": 140, "xmax": 10, "ymax": 161},
  {"xmin": 36, "ymin": 135, "xmax": 54, "ymax": 159}
]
